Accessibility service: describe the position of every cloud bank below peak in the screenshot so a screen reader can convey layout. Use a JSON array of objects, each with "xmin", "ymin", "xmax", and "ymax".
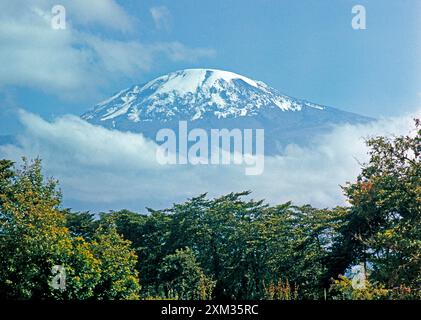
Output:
[{"xmin": 0, "ymin": 108, "xmax": 419, "ymax": 212}]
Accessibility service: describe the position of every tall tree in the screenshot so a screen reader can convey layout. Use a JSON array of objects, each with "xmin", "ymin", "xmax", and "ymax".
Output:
[
  {"xmin": 325, "ymin": 120, "xmax": 421, "ymax": 295},
  {"xmin": 91, "ymin": 217, "xmax": 141, "ymax": 299},
  {"xmin": 0, "ymin": 159, "xmax": 141, "ymax": 299},
  {"xmin": 158, "ymin": 247, "xmax": 215, "ymax": 300}
]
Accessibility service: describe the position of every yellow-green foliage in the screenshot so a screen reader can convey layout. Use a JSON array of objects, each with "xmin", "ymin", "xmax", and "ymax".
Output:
[
  {"xmin": 1, "ymin": 119, "xmax": 420, "ymax": 300},
  {"xmin": 0, "ymin": 159, "xmax": 140, "ymax": 299},
  {"xmin": 329, "ymin": 275, "xmax": 389, "ymax": 300},
  {"xmin": 265, "ymin": 279, "xmax": 299, "ymax": 300}
]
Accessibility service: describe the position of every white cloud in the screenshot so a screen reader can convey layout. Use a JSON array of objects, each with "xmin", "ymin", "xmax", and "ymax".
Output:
[
  {"xmin": 155, "ymin": 42, "xmax": 216, "ymax": 62},
  {"xmin": 0, "ymin": 109, "xmax": 419, "ymax": 211},
  {"xmin": 83, "ymin": 35, "xmax": 215, "ymax": 75},
  {"xmin": 150, "ymin": 6, "xmax": 171, "ymax": 31},
  {"xmin": 0, "ymin": 0, "xmax": 135, "ymax": 32},
  {"xmin": 64, "ymin": 0, "xmax": 136, "ymax": 32},
  {"xmin": 0, "ymin": 1, "xmax": 215, "ymax": 97}
]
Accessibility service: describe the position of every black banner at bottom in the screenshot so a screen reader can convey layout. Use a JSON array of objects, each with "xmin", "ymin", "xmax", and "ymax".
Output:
[{"xmin": 1, "ymin": 300, "xmax": 418, "ymax": 319}]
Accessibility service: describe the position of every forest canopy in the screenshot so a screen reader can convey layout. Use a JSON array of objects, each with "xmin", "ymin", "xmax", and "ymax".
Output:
[{"xmin": 0, "ymin": 121, "xmax": 419, "ymax": 300}]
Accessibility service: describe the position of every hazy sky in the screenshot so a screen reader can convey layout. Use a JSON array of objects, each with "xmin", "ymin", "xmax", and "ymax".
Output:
[{"xmin": 1, "ymin": 0, "xmax": 420, "ymax": 135}]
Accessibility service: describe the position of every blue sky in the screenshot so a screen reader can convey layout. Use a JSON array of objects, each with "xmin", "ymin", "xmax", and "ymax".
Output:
[
  {"xmin": 1, "ymin": 0, "xmax": 420, "ymax": 133},
  {"xmin": 0, "ymin": 0, "xmax": 420, "ymax": 211}
]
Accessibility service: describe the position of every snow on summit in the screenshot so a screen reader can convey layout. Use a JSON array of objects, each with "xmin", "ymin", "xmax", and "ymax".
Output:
[
  {"xmin": 144, "ymin": 69, "xmax": 260, "ymax": 95},
  {"xmin": 81, "ymin": 68, "xmax": 372, "ymax": 154},
  {"xmin": 82, "ymin": 68, "xmax": 327, "ymax": 123}
]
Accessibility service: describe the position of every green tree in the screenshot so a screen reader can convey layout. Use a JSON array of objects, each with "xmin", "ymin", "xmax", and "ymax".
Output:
[
  {"xmin": 91, "ymin": 217, "xmax": 141, "ymax": 299},
  {"xmin": 158, "ymin": 247, "xmax": 215, "ymax": 300},
  {"xmin": 0, "ymin": 159, "xmax": 72, "ymax": 298},
  {"xmin": 64, "ymin": 210, "xmax": 98, "ymax": 240},
  {"xmin": 325, "ymin": 120, "xmax": 421, "ymax": 296},
  {"xmin": 0, "ymin": 159, "xmax": 141, "ymax": 299}
]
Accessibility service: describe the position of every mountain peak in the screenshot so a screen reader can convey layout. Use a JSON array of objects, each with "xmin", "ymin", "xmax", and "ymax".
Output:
[
  {"xmin": 143, "ymin": 69, "xmax": 262, "ymax": 96},
  {"xmin": 81, "ymin": 68, "xmax": 372, "ymax": 154},
  {"xmin": 82, "ymin": 68, "xmax": 325, "ymax": 123}
]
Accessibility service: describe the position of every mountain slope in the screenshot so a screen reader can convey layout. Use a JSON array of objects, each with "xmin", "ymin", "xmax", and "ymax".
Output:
[{"xmin": 82, "ymin": 69, "xmax": 373, "ymax": 154}]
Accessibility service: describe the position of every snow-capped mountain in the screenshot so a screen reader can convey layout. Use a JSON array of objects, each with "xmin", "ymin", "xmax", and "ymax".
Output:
[
  {"xmin": 82, "ymin": 69, "xmax": 373, "ymax": 154},
  {"xmin": 82, "ymin": 69, "xmax": 326, "ymax": 123}
]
